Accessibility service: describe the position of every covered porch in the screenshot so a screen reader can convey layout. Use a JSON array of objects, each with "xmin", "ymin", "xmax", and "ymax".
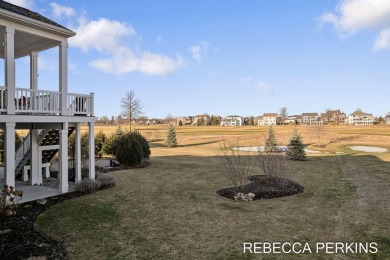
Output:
[{"xmin": 1, "ymin": 167, "xmax": 62, "ymax": 203}]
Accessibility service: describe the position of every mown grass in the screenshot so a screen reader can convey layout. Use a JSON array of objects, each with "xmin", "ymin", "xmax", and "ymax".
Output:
[{"xmin": 35, "ymin": 126, "xmax": 390, "ymax": 259}]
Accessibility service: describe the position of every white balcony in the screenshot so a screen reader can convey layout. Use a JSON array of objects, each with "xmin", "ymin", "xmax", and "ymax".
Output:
[{"xmin": 0, "ymin": 87, "xmax": 94, "ymax": 116}]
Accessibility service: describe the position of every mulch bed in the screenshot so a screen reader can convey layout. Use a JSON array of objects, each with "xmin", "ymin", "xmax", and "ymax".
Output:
[
  {"xmin": 0, "ymin": 191, "xmax": 85, "ymax": 260},
  {"xmin": 0, "ymin": 161, "xmax": 150, "ymax": 260},
  {"xmin": 217, "ymin": 175, "xmax": 304, "ymax": 200}
]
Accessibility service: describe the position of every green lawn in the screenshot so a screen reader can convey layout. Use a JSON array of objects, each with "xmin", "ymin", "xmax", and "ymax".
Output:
[{"xmin": 35, "ymin": 129, "xmax": 390, "ymax": 259}]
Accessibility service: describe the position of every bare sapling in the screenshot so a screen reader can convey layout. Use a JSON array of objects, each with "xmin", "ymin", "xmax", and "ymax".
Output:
[{"xmin": 217, "ymin": 140, "xmax": 252, "ymax": 190}]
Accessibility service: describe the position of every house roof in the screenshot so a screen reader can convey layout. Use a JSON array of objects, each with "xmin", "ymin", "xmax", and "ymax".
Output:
[
  {"xmin": 302, "ymin": 113, "xmax": 318, "ymax": 116},
  {"xmin": 0, "ymin": 1, "xmax": 68, "ymax": 29},
  {"xmin": 350, "ymin": 111, "xmax": 372, "ymax": 117},
  {"xmin": 385, "ymin": 115, "xmax": 390, "ymax": 119},
  {"xmin": 0, "ymin": 1, "xmax": 75, "ymax": 37},
  {"xmin": 263, "ymin": 113, "xmax": 278, "ymax": 117}
]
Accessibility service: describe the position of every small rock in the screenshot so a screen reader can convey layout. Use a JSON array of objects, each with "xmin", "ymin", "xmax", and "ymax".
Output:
[
  {"xmin": 247, "ymin": 193, "xmax": 255, "ymax": 198},
  {"xmin": 36, "ymin": 199, "xmax": 47, "ymax": 205},
  {"xmin": 0, "ymin": 229, "xmax": 11, "ymax": 235}
]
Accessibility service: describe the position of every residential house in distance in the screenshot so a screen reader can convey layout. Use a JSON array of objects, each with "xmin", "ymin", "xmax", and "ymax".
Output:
[
  {"xmin": 302, "ymin": 113, "xmax": 320, "ymax": 125},
  {"xmin": 321, "ymin": 109, "xmax": 346, "ymax": 125},
  {"xmin": 347, "ymin": 110, "xmax": 374, "ymax": 125},
  {"xmin": 385, "ymin": 114, "xmax": 390, "ymax": 125},
  {"xmin": 284, "ymin": 115, "xmax": 297, "ymax": 125},
  {"xmin": 221, "ymin": 115, "xmax": 244, "ymax": 126},
  {"xmin": 193, "ymin": 114, "xmax": 211, "ymax": 126},
  {"xmin": 176, "ymin": 116, "xmax": 192, "ymax": 126},
  {"xmin": 0, "ymin": 2, "xmax": 95, "ymax": 195},
  {"xmin": 258, "ymin": 113, "xmax": 278, "ymax": 126}
]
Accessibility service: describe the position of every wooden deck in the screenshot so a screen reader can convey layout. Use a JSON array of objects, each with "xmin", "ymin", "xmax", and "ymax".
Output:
[{"xmin": 0, "ymin": 167, "xmax": 60, "ymax": 203}]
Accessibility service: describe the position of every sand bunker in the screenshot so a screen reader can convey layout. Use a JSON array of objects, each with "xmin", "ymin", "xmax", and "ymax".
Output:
[
  {"xmin": 234, "ymin": 146, "xmax": 320, "ymax": 153},
  {"xmin": 347, "ymin": 146, "xmax": 388, "ymax": 153}
]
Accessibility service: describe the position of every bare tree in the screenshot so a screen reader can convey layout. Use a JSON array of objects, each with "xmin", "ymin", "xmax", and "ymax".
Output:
[
  {"xmin": 279, "ymin": 107, "xmax": 288, "ymax": 126},
  {"xmin": 121, "ymin": 90, "xmax": 143, "ymax": 131},
  {"xmin": 314, "ymin": 123, "xmax": 325, "ymax": 147}
]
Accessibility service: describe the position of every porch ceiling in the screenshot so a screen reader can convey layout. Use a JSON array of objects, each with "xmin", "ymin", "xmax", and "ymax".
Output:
[{"xmin": 0, "ymin": 26, "xmax": 59, "ymax": 59}]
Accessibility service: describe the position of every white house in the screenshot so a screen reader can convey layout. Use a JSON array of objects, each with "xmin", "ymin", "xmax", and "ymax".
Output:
[
  {"xmin": 258, "ymin": 113, "xmax": 278, "ymax": 126},
  {"xmin": 221, "ymin": 115, "xmax": 244, "ymax": 126},
  {"xmin": 0, "ymin": 2, "xmax": 95, "ymax": 194},
  {"xmin": 302, "ymin": 113, "xmax": 319, "ymax": 125},
  {"xmin": 347, "ymin": 110, "xmax": 374, "ymax": 125},
  {"xmin": 385, "ymin": 115, "xmax": 390, "ymax": 125}
]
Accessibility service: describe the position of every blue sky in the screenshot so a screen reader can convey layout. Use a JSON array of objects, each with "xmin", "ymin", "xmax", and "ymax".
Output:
[{"xmin": 6, "ymin": 0, "xmax": 390, "ymax": 118}]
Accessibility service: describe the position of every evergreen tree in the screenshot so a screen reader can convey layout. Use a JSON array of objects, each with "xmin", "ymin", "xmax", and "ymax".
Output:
[
  {"xmin": 265, "ymin": 126, "xmax": 277, "ymax": 152},
  {"xmin": 287, "ymin": 128, "xmax": 306, "ymax": 161},
  {"xmin": 249, "ymin": 116, "xmax": 255, "ymax": 125},
  {"xmin": 165, "ymin": 123, "xmax": 178, "ymax": 147}
]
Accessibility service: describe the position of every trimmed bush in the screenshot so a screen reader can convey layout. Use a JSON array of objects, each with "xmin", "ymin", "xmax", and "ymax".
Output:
[
  {"xmin": 96, "ymin": 173, "xmax": 116, "ymax": 188},
  {"xmin": 265, "ymin": 126, "xmax": 277, "ymax": 152},
  {"xmin": 114, "ymin": 132, "xmax": 150, "ymax": 167},
  {"xmin": 75, "ymin": 178, "xmax": 101, "ymax": 193}
]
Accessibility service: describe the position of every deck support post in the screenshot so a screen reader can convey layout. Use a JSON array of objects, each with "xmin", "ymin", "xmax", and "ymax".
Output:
[
  {"xmin": 75, "ymin": 123, "xmax": 82, "ymax": 183},
  {"xmin": 29, "ymin": 130, "xmax": 39, "ymax": 185},
  {"xmin": 88, "ymin": 122, "xmax": 95, "ymax": 179},
  {"xmin": 4, "ymin": 123, "xmax": 15, "ymax": 187},
  {"xmin": 58, "ymin": 123, "xmax": 69, "ymax": 193}
]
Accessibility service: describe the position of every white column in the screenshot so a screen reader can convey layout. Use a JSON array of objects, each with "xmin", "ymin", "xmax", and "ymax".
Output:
[
  {"xmin": 59, "ymin": 41, "xmax": 68, "ymax": 115},
  {"xmin": 4, "ymin": 123, "xmax": 15, "ymax": 187},
  {"xmin": 30, "ymin": 52, "xmax": 38, "ymax": 110},
  {"xmin": 88, "ymin": 122, "xmax": 95, "ymax": 179},
  {"xmin": 75, "ymin": 123, "xmax": 82, "ymax": 183},
  {"xmin": 58, "ymin": 123, "xmax": 69, "ymax": 193},
  {"xmin": 5, "ymin": 26, "xmax": 15, "ymax": 115},
  {"xmin": 29, "ymin": 130, "xmax": 39, "ymax": 185}
]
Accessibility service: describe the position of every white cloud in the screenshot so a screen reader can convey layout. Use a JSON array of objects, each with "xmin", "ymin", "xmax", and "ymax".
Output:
[
  {"xmin": 374, "ymin": 28, "xmax": 390, "ymax": 50},
  {"xmin": 50, "ymin": 3, "xmax": 75, "ymax": 19},
  {"xmin": 319, "ymin": 0, "xmax": 390, "ymax": 50},
  {"xmin": 6, "ymin": 0, "xmax": 35, "ymax": 10},
  {"xmin": 189, "ymin": 41, "xmax": 209, "ymax": 63},
  {"xmin": 67, "ymin": 13, "xmax": 183, "ymax": 75}
]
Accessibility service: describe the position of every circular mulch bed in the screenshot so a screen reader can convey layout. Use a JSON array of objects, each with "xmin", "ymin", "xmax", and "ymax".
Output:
[{"xmin": 217, "ymin": 175, "xmax": 304, "ymax": 200}]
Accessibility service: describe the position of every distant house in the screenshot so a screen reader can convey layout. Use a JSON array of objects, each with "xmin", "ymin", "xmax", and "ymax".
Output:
[
  {"xmin": 193, "ymin": 114, "xmax": 211, "ymax": 126},
  {"xmin": 302, "ymin": 113, "xmax": 320, "ymax": 125},
  {"xmin": 177, "ymin": 116, "xmax": 192, "ymax": 126},
  {"xmin": 221, "ymin": 115, "xmax": 244, "ymax": 126},
  {"xmin": 321, "ymin": 110, "xmax": 346, "ymax": 125},
  {"xmin": 385, "ymin": 115, "xmax": 390, "ymax": 125},
  {"xmin": 347, "ymin": 110, "xmax": 374, "ymax": 125},
  {"xmin": 284, "ymin": 115, "xmax": 297, "ymax": 125},
  {"xmin": 258, "ymin": 113, "xmax": 278, "ymax": 125}
]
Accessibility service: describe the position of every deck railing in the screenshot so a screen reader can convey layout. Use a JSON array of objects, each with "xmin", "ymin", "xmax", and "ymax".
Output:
[{"xmin": 0, "ymin": 87, "xmax": 94, "ymax": 116}]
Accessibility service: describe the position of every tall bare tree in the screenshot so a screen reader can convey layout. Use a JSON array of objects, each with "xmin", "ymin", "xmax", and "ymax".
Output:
[
  {"xmin": 279, "ymin": 107, "xmax": 288, "ymax": 126},
  {"xmin": 121, "ymin": 90, "xmax": 143, "ymax": 131}
]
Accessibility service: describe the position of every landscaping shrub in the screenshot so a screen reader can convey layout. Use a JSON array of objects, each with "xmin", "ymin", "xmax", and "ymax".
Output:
[
  {"xmin": 217, "ymin": 140, "xmax": 252, "ymax": 191},
  {"xmin": 103, "ymin": 126, "xmax": 123, "ymax": 155},
  {"xmin": 95, "ymin": 131, "xmax": 107, "ymax": 158},
  {"xmin": 96, "ymin": 173, "xmax": 116, "ymax": 188},
  {"xmin": 165, "ymin": 123, "xmax": 178, "ymax": 147},
  {"xmin": 133, "ymin": 131, "xmax": 151, "ymax": 159},
  {"xmin": 1, "ymin": 185, "xmax": 23, "ymax": 216},
  {"xmin": 75, "ymin": 178, "xmax": 101, "ymax": 193},
  {"xmin": 287, "ymin": 128, "xmax": 306, "ymax": 161},
  {"xmin": 265, "ymin": 126, "xmax": 278, "ymax": 152},
  {"xmin": 257, "ymin": 151, "xmax": 293, "ymax": 187},
  {"xmin": 114, "ymin": 132, "xmax": 149, "ymax": 167}
]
